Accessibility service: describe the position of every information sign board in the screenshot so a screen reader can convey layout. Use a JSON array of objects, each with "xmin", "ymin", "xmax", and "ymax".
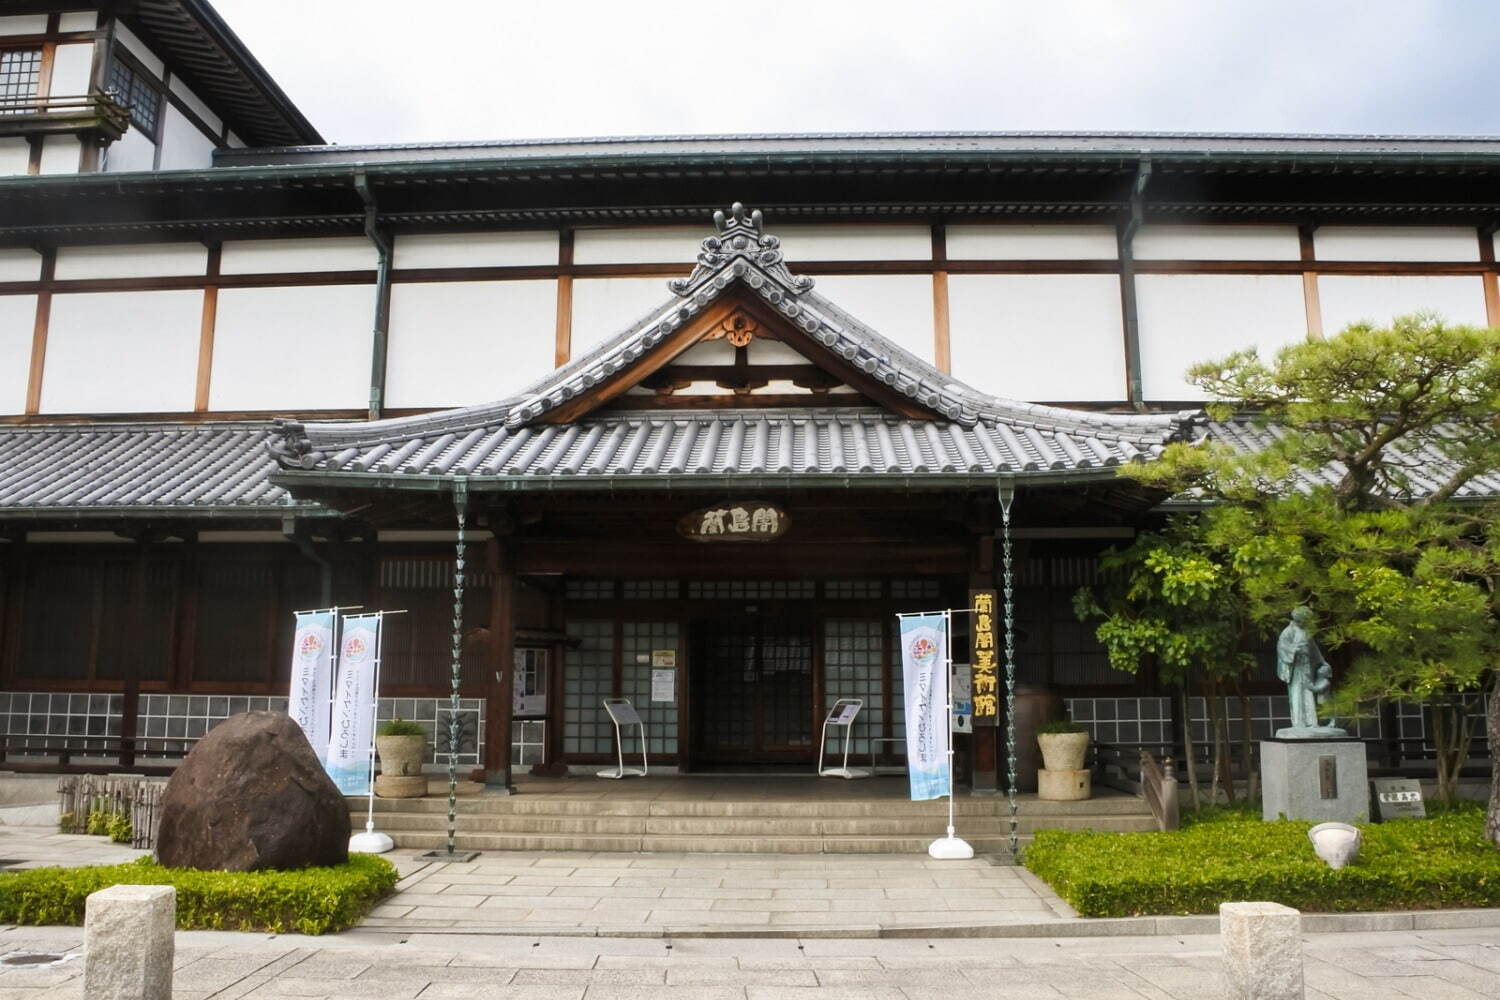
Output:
[{"xmin": 1370, "ymin": 777, "xmax": 1426, "ymax": 821}]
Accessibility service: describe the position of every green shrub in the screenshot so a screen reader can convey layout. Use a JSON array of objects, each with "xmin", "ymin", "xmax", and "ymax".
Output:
[
  {"xmin": 377, "ymin": 717, "xmax": 425, "ymax": 737},
  {"xmin": 0, "ymin": 855, "xmax": 397, "ymax": 935},
  {"xmin": 1036, "ymin": 720, "xmax": 1087, "ymax": 735},
  {"xmin": 1024, "ymin": 804, "xmax": 1500, "ymax": 918}
]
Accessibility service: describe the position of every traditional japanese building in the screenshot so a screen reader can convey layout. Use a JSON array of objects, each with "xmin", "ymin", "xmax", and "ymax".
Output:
[{"xmin": 0, "ymin": 1, "xmax": 1496, "ymax": 792}]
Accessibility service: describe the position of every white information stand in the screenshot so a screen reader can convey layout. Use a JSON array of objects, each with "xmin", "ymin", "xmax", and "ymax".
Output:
[
  {"xmin": 817, "ymin": 699, "xmax": 870, "ymax": 780},
  {"xmin": 597, "ymin": 698, "xmax": 648, "ymax": 779}
]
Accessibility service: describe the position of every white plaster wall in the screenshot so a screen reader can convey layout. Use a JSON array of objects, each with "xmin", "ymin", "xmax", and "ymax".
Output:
[
  {"xmin": 167, "ymin": 76, "xmax": 222, "ymax": 136},
  {"xmin": 573, "ymin": 227, "xmax": 701, "ymax": 265},
  {"xmin": 1314, "ymin": 226, "xmax": 1479, "ymax": 262},
  {"xmin": 56, "ymin": 242, "xmax": 206, "ymax": 280},
  {"xmin": 948, "ymin": 274, "xmax": 1125, "ymax": 401},
  {"xmin": 38, "ymin": 136, "xmax": 80, "ymax": 174},
  {"xmin": 41, "ymin": 290, "xmax": 201, "ymax": 413},
  {"xmin": 221, "ymin": 238, "xmax": 378, "ymax": 274},
  {"xmin": 386, "ymin": 281, "xmax": 556, "ymax": 407},
  {"xmin": 393, "ymin": 231, "xmax": 558, "ymax": 269},
  {"xmin": 58, "ymin": 12, "xmax": 97, "ymax": 32},
  {"xmin": 813, "ymin": 274, "xmax": 936, "ymax": 363},
  {"xmin": 775, "ymin": 225, "xmax": 931, "ymax": 261},
  {"xmin": 570, "ymin": 277, "xmax": 676, "ymax": 354},
  {"xmin": 157, "ymin": 104, "xmax": 216, "ymax": 170},
  {"xmin": 0, "ymin": 295, "xmax": 37, "ymax": 415},
  {"xmin": 103, "ymin": 129, "xmax": 154, "ymax": 173},
  {"xmin": 211, "ymin": 285, "xmax": 373, "ymax": 411},
  {"xmin": 50, "ymin": 43, "xmax": 93, "ymax": 95},
  {"xmin": 112, "ymin": 22, "xmax": 163, "ymax": 78},
  {"xmin": 0, "ymin": 15, "xmax": 48, "ymax": 35},
  {"xmin": 1134, "ymin": 225, "xmax": 1301, "ymax": 261},
  {"xmin": 0, "ymin": 138, "xmax": 29, "ymax": 177},
  {"xmin": 675, "ymin": 339, "xmax": 806, "ymax": 366},
  {"xmin": 1136, "ymin": 274, "xmax": 1307, "ymax": 399},
  {"xmin": 0, "ymin": 249, "xmax": 42, "ymax": 281},
  {"xmin": 1317, "ymin": 275, "xmax": 1488, "ymax": 332},
  {"xmin": 946, "ymin": 224, "xmax": 1118, "ymax": 260}
]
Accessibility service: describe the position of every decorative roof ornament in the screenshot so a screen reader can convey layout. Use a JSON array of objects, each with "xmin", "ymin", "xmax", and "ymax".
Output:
[
  {"xmin": 266, "ymin": 419, "xmax": 322, "ymax": 469},
  {"xmin": 668, "ymin": 202, "xmax": 815, "ymax": 301}
]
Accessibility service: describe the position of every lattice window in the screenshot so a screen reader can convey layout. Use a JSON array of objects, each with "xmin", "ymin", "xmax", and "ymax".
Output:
[
  {"xmin": 824, "ymin": 580, "xmax": 882, "ymax": 600},
  {"xmin": 890, "ymin": 579, "xmax": 941, "ymax": 600},
  {"xmin": 823, "ymin": 620, "xmax": 885, "ymax": 755},
  {"xmin": 685, "ymin": 580, "xmax": 816, "ymax": 599},
  {"xmin": 0, "ymin": 49, "xmax": 41, "ymax": 112},
  {"xmin": 621, "ymin": 621, "xmax": 678, "ymax": 755},
  {"xmin": 564, "ymin": 579, "xmax": 616, "ymax": 600},
  {"xmin": 563, "ymin": 621, "xmax": 614, "ymax": 755},
  {"xmin": 106, "ymin": 56, "xmax": 161, "ymax": 137},
  {"xmin": 622, "ymin": 580, "xmax": 679, "ymax": 599},
  {"xmin": 512, "ymin": 720, "xmax": 546, "ymax": 766}
]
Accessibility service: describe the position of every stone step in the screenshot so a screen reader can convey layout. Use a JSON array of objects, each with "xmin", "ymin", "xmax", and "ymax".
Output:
[{"xmin": 384, "ymin": 830, "xmax": 1039, "ymax": 854}]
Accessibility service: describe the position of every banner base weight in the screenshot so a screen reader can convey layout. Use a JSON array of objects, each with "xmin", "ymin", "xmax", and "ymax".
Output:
[
  {"xmin": 927, "ymin": 835, "xmax": 974, "ymax": 860},
  {"xmin": 349, "ymin": 831, "xmax": 394, "ymax": 854}
]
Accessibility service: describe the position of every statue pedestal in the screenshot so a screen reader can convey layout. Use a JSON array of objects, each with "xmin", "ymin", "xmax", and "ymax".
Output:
[{"xmin": 1261, "ymin": 738, "xmax": 1368, "ymax": 824}]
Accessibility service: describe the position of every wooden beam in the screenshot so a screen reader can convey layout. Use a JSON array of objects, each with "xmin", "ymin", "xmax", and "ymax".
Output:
[
  {"xmin": 24, "ymin": 251, "xmax": 55, "ymax": 415},
  {"xmin": 1300, "ymin": 225, "xmax": 1323, "ymax": 340},
  {"xmin": 194, "ymin": 244, "xmax": 221, "ymax": 412},
  {"xmin": 554, "ymin": 230, "xmax": 573, "ymax": 367},
  {"xmin": 1479, "ymin": 228, "xmax": 1500, "ymax": 328},
  {"xmin": 932, "ymin": 223, "xmax": 951, "ymax": 373}
]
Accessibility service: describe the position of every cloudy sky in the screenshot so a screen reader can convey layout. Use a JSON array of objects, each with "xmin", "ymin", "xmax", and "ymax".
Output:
[{"xmin": 211, "ymin": 1, "xmax": 1499, "ymax": 146}]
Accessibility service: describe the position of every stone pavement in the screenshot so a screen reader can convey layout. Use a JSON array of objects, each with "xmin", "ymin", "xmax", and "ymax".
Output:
[
  {"xmin": 367, "ymin": 850, "xmax": 1075, "ymax": 935},
  {"xmin": 0, "ymin": 924, "xmax": 1499, "ymax": 998}
]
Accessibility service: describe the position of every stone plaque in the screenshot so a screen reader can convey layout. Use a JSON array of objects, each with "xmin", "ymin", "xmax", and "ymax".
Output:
[
  {"xmin": 1318, "ymin": 755, "xmax": 1338, "ymax": 800},
  {"xmin": 1370, "ymin": 777, "xmax": 1426, "ymax": 821},
  {"xmin": 678, "ymin": 501, "xmax": 789, "ymax": 542}
]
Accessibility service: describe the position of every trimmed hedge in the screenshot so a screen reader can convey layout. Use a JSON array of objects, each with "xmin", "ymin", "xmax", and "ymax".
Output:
[
  {"xmin": 0, "ymin": 855, "xmax": 397, "ymax": 935},
  {"xmin": 1024, "ymin": 802, "xmax": 1500, "ymax": 918}
]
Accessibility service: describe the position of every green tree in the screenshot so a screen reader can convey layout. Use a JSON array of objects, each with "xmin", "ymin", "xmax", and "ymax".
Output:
[{"xmin": 1121, "ymin": 316, "xmax": 1500, "ymax": 837}]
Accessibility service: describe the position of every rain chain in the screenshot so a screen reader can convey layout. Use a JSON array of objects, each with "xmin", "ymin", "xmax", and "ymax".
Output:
[
  {"xmin": 999, "ymin": 485, "xmax": 1019, "ymax": 858},
  {"xmin": 445, "ymin": 475, "xmax": 468, "ymax": 858}
]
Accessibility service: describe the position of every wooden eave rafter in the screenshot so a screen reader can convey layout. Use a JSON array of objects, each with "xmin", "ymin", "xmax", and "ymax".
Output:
[{"xmin": 538, "ymin": 292, "xmax": 939, "ymax": 426}]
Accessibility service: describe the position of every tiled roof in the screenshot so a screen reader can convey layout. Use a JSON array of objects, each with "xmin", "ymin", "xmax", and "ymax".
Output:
[
  {"xmin": 1187, "ymin": 420, "xmax": 1500, "ymax": 503},
  {"xmin": 268, "ymin": 204, "xmax": 1196, "ymax": 484},
  {"xmin": 0, "ymin": 422, "xmax": 310, "ymax": 514}
]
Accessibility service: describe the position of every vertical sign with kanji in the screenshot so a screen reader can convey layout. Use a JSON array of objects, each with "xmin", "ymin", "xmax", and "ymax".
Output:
[{"xmin": 970, "ymin": 589, "xmax": 999, "ymax": 725}]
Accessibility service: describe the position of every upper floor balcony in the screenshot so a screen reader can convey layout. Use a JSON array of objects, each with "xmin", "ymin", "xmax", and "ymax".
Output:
[{"xmin": 0, "ymin": 91, "xmax": 130, "ymax": 145}]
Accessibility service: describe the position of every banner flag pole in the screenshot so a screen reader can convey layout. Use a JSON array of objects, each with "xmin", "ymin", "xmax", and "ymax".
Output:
[
  {"xmin": 927, "ymin": 608, "xmax": 973, "ymax": 860},
  {"xmin": 348, "ymin": 609, "xmax": 405, "ymax": 854}
]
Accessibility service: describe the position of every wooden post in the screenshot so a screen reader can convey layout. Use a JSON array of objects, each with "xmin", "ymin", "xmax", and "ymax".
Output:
[
  {"xmin": 119, "ymin": 537, "xmax": 147, "ymax": 769},
  {"xmin": 484, "ymin": 537, "xmax": 515, "ymax": 791}
]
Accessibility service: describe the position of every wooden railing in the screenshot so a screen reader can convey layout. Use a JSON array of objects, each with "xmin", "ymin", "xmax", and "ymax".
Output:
[
  {"xmin": 0, "ymin": 92, "xmax": 130, "ymax": 140},
  {"xmin": 1139, "ymin": 750, "xmax": 1181, "ymax": 831}
]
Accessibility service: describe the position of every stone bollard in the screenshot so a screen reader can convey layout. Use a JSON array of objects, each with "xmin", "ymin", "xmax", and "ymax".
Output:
[
  {"xmin": 1220, "ymin": 901, "xmax": 1303, "ymax": 1000},
  {"xmin": 84, "ymin": 884, "xmax": 175, "ymax": 1000}
]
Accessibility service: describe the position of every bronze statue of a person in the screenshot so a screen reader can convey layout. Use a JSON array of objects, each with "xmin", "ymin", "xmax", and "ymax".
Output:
[{"xmin": 1276, "ymin": 607, "xmax": 1345, "ymax": 737}]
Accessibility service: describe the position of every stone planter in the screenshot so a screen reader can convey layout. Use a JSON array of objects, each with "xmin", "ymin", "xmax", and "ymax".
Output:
[
  {"xmin": 374, "ymin": 734, "xmax": 427, "ymax": 798},
  {"xmin": 1037, "ymin": 731, "xmax": 1089, "ymax": 771}
]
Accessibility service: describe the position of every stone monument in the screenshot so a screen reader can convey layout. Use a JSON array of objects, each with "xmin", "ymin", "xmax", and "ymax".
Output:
[{"xmin": 1261, "ymin": 608, "xmax": 1369, "ymax": 823}]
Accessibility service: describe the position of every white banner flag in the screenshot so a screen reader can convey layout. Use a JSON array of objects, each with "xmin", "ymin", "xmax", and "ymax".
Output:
[
  {"xmin": 326, "ymin": 613, "xmax": 381, "ymax": 795},
  {"xmin": 900, "ymin": 614, "xmax": 950, "ymax": 801},
  {"xmin": 287, "ymin": 611, "xmax": 334, "ymax": 756}
]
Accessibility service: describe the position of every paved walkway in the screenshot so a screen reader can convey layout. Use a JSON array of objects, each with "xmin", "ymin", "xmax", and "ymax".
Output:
[
  {"xmin": 0, "ymin": 924, "xmax": 1498, "ymax": 998},
  {"xmin": 369, "ymin": 851, "xmax": 1074, "ymax": 935}
]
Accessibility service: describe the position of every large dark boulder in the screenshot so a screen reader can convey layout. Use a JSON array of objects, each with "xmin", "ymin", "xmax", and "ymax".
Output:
[{"xmin": 155, "ymin": 711, "xmax": 349, "ymax": 871}]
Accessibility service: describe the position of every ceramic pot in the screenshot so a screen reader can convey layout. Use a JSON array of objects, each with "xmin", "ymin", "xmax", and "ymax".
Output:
[
  {"xmin": 375, "ymin": 734, "xmax": 426, "ymax": 778},
  {"xmin": 1308, "ymin": 822, "xmax": 1361, "ymax": 870},
  {"xmin": 1037, "ymin": 731, "xmax": 1090, "ymax": 771}
]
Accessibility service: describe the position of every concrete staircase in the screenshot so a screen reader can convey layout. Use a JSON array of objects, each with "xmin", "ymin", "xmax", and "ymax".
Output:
[{"xmin": 349, "ymin": 789, "xmax": 1156, "ymax": 854}]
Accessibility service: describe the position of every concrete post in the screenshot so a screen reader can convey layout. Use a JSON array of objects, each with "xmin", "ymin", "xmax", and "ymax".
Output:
[
  {"xmin": 84, "ymin": 884, "xmax": 175, "ymax": 1000},
  {"xmin": 1220, "ymin": 901, "xmax": 1303, "ymax": 1000}
]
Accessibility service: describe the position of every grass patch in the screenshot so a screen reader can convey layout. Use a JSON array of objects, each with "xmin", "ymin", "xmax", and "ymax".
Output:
[
  {"xmin": 1024, "ymin": 800, "xmax": 1500, "ymax": 918},
  {"xmin": 0, "ymin": 855, "xmax": 397, "ymax": 935}
]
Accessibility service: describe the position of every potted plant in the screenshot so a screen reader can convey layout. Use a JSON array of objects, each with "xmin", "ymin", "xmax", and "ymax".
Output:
[
  {"xmin": 1036, "ymin": 720, "xmax": 1090, "ymax": 772},
  {"xmin": 374, "ymin": 718, "xmax": 427, "ymax": 798}
]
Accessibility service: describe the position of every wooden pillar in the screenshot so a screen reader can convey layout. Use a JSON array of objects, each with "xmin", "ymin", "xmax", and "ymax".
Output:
[
  {"xmin": 119, "ymin": 537, "xmax": 148, "ymax": 768},
  {"xmin": 483, "ymin": 536, "xmax": 515, "ymax": 791}
]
